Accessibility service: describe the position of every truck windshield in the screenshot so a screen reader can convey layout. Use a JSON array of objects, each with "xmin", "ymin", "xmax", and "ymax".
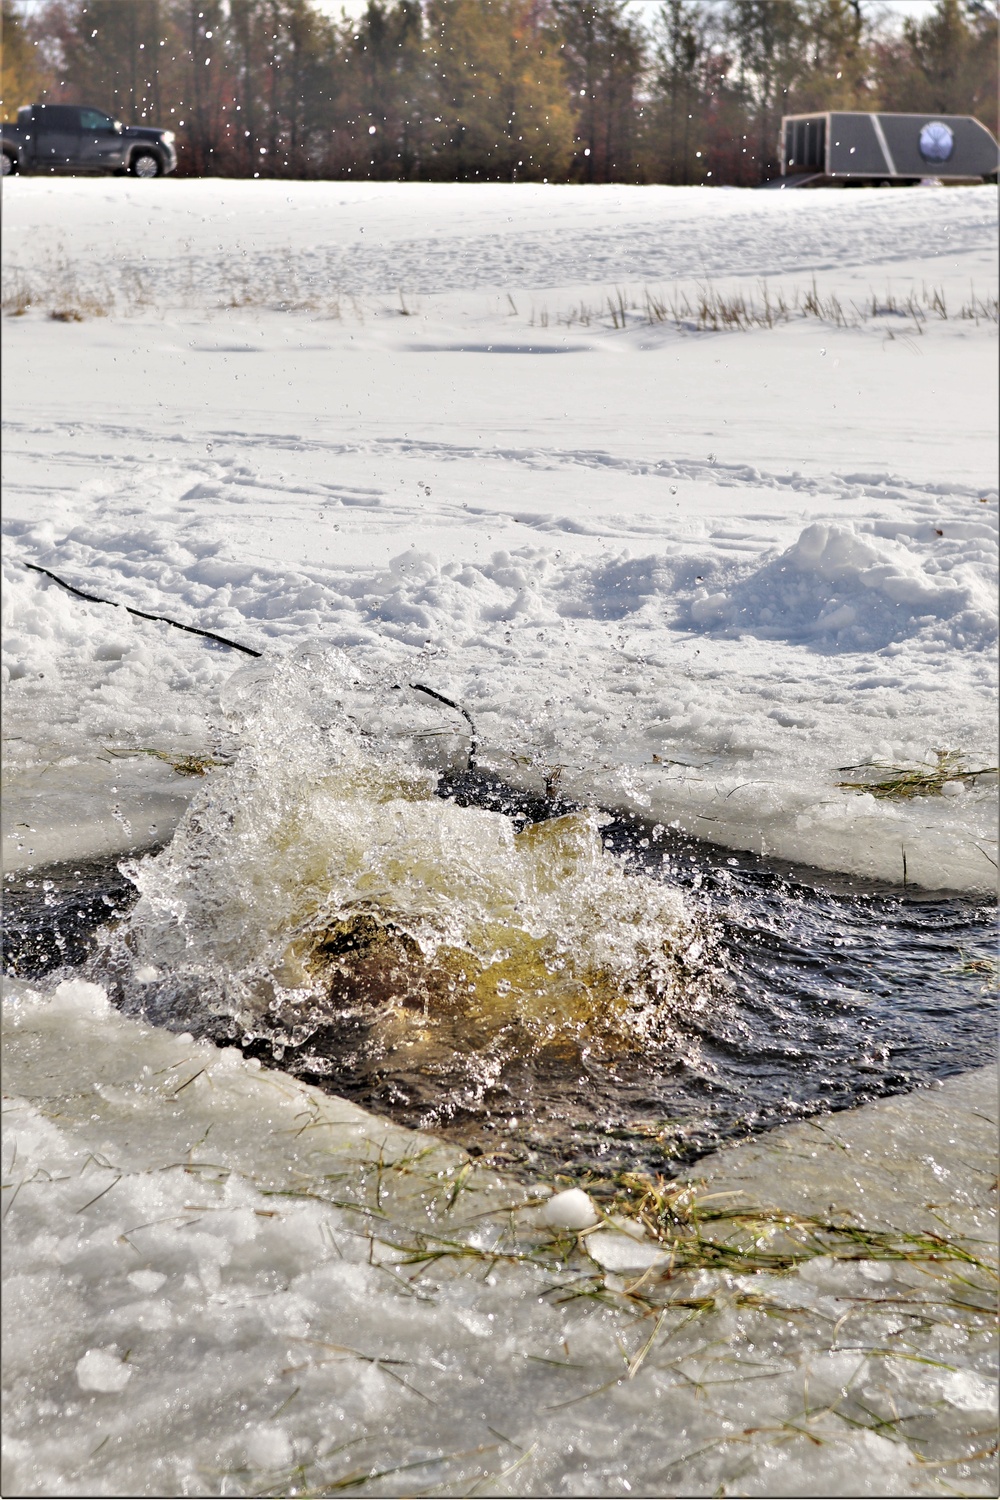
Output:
[{"xmin": 79, "ymin": 109, "xmax": 115, "ymax": 133}]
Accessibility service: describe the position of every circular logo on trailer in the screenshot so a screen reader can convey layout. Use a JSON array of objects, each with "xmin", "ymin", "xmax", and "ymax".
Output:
[{"xmin": 919, "ymin": 121, "xmax": 954, "ymax": 161}]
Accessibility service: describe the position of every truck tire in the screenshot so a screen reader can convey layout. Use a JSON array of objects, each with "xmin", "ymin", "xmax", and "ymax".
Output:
[
  {"xmin": 130, "ymin": 150, "xmax": 162, "ymax": 179},
  {"xmin": 1, "ymin": 151, "xmax": 17, "ymax": 176}
]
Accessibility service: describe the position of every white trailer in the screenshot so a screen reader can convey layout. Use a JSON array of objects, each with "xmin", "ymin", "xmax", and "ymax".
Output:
[{"xmin": 779, "ymin": 110, "xmax": 998, "ymax": 185}]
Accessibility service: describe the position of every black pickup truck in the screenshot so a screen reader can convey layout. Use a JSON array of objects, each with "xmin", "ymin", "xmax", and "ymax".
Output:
[{"xmin": 2, "ymin": 104, "xmax": 177, "ymax": 178}]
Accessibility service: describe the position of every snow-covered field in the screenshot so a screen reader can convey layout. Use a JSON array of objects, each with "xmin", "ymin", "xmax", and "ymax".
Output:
[
  {"xmin": 2, "ymin": 180, "xmax": 998, "ymax": 886},
  {"xmin": 2, "ymin": 179, "xmax": 998, "ymax": 1497}
]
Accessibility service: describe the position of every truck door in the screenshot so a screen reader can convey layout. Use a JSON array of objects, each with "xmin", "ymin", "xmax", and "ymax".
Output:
[
  {"xmin": 78, "ymin": 108, "xmax": 125, "ymax": 170},
  {"xmin": 31, "ymin": 105, "xmax": 81, "ymax": 167}
]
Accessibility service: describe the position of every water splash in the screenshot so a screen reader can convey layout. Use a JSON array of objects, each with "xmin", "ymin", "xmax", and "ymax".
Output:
[{"xmin": 109, "ymin": 649, "xmax": 706, "ymax": 1085}]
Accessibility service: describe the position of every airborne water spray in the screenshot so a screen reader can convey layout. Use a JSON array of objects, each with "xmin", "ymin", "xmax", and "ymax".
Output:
[{"xmin": 103, "ymin": 649, "xmax": 709, "ymax": 1094}]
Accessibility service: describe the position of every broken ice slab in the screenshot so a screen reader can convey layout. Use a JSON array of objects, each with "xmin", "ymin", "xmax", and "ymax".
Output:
[
  {"xmin": 3, "ymin": 978, "xmax": 996, "ymax": 1499},
  {"xmin": 1, "ymin": 754, "xmax": 196, "ymax": 873},
  {"xmin": 685, "ymin": 1063, "xmax": 998, "ymax": 1244}
]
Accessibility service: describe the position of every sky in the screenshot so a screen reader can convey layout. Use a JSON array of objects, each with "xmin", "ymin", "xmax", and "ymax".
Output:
[
  {"xmin": 315, "ymin": 0, "xmax": 943, "ymax": 23},
  {"xmin": 10, "ymin": 0, "xmax": 950, "ymax": 31}
]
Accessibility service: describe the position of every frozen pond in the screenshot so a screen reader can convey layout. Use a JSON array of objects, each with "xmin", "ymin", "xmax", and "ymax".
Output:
[
  {"xmin": 5, "ymin": 728, "xmax": 994, "ymax": 1180},
  {"xmin": 2, "ymin": 179, "xmax": 997, "ymax": 1497}
]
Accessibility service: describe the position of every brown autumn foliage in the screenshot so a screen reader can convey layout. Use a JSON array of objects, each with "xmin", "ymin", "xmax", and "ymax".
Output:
[
  {"xmin": 1, "ymin": 0, "xmax": 49, "ymax": 119},
  {"xmin": 2, "ymin": 0, "xmax": 996, "ymax": 182}
]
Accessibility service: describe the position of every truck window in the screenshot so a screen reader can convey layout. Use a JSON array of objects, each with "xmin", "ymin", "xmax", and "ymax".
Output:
[
  {"xmin": 34, "ymin": 106, "xmax": 81, "ymax": 130},
  {"xmin": 79, "ymin": 109, "xmax": 115, "ymax": 133}
]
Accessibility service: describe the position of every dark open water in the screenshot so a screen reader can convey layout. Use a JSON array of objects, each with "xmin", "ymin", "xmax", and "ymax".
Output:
[{"xmin": 4, "ymin": 774, "xmax": 995, "ymax": 1184}]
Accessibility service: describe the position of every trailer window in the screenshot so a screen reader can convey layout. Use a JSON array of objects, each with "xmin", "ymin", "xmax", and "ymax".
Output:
[{"xmin": 786, "ymin": 118, "xmax": 827, "ymax": 171}]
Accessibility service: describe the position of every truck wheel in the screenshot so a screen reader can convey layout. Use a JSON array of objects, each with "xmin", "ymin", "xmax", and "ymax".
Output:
[
  {"xmin": 130, "ymin": 151, "xmax": 162, "ymax": 179},
  {"xmin": 1, "ymin": 152, "xmax": 17, "ymax": 177}
]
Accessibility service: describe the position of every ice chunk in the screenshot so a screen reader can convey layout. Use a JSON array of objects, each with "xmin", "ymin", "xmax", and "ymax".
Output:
[
  {"xmin": 245, "ymin": 1425, "xmax": 294, "ymax": 1469},
  {"xmin": 127, "ymin": 1270, "xmax": 167, "ymax": 1294},
  {"xmin": 584, "ymin": 1229, "xmax": 666, "ymax": 1273},
  {"xmin": 542, "ymin": 1188, "xmax": 598, "ymax": 1230},
  {"xmin": 51, "ymin": 979, "xmax": 110, "ymax": 1017},
  {"xmin": 3, "ymin": 963, "xmax": 996, "ymax": 1499},
  {"xmin": 75, "ymin": 1348, "xmax": 132, "ymax": 1393}
]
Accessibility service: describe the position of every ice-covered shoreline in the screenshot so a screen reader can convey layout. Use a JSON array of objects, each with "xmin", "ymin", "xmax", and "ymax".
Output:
[{"xmin": 3, "ymin": 974, "xmax": 996, "ymax": 1497}]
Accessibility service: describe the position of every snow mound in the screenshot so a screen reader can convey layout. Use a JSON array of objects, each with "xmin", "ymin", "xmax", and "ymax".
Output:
[{"xmin": 691, "ymin": 521, "xmax": 998, "ymax": 651}]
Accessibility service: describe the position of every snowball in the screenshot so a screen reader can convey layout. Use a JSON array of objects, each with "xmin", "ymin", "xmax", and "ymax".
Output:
[
  {"xmin": 541, "ymin": 1188, "xmax": 598, "ymax": 1230},
  {"xmin": 75, "ymin": 1349, "xmax": 132, "ymax": 1393},
  {"xmin": 245, "ymin": 1425, "xmax": 293, "ymax": 1469},
  {"xmin": 51, "ymin": 980, "xmax": 110, "ymax": 1017},
  {"xmin": 127, "ymin": 1270, "xmax": 167, "ymax": 1294}
]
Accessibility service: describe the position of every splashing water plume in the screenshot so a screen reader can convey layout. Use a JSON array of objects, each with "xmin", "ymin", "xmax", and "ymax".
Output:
[{"xmin": 108, "ymin": 650, "xmax": 704, "ymax": 1113}]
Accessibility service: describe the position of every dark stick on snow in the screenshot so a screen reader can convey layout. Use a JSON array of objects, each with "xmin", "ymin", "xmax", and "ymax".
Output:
[
  {"xmin": 21, "ymin": 562, "xmax": 263, "ymax": 657},
  {"xmin": 22, "ymin": 561, "xmax": 477, "ymax": 767},
  {"xmin": 410, "ymin": 682, "xmax": 478, "ymax": 771}
]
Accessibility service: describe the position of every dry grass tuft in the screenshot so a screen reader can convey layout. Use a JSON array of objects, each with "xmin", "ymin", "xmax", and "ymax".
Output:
[
  {"xmin": 105, "ymin": 745, "xmax": 230, "ymax": 777},
  {"xmin": 2, "ymin": 269, "xmax": 34, "ymax": 316},
  {"xmin": 3, "ymin": 255, "xmax": 114, "ymax": 319},
  {"xmin": 217, "ymin": 256, "xmax": 346, "ymax": 318},
  {"xmin": 597, "ymin": 1168, "xmax": 997, "ymax": 1283},
  {"xmin": 550, "ymin": 278, "xmax": 999, "ymax": 336},
  {"xmin": 836, "ymin": 749, "xmax": 998, "ymax": 800}
]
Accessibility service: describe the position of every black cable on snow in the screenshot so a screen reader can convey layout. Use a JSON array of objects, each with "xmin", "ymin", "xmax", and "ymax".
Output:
[
  {"xmin": 20, "ymin": 560, "xmax": 479, "ymax": 768},
  {"xmin": 409, "ymin": 682, "xmax": 478, "ymax": 770},
  {"xmin": 20, "ymin": 561, "xmax": 264, "ymax": 657}
]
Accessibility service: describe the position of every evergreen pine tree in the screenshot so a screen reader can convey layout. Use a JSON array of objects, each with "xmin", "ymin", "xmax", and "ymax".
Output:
[
  {"xmin": 726, "ymin": 0, "xmax": 804, "ymax": 182},
  {"xmin": 876, "ymin": 0, "xmax": 997, "ymax": 134},
  {"xmin": 338, "ymin": 1, "xmax": 425, "ymax": 178},
  {"xmin": 552, "ymin": 0, "xmax": 646, "ymax": 182},
  {"xmin": 647, "ymin": 0, "xmax": 705, "ymax": 184},
  {"xmin": 425, "ymin": 0, "xmax": 572, "ymax": 181}
]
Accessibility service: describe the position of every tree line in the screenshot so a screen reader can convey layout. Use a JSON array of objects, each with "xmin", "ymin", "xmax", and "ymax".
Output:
[{"xmin": 2, "ymin": 0, "xmax": 996, "ymax": 185}]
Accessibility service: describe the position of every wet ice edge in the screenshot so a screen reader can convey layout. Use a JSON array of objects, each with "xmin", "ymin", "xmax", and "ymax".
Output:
[{"xmin": 2, "ymin": 976, "xmax": 996, "ymax": 1498}]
